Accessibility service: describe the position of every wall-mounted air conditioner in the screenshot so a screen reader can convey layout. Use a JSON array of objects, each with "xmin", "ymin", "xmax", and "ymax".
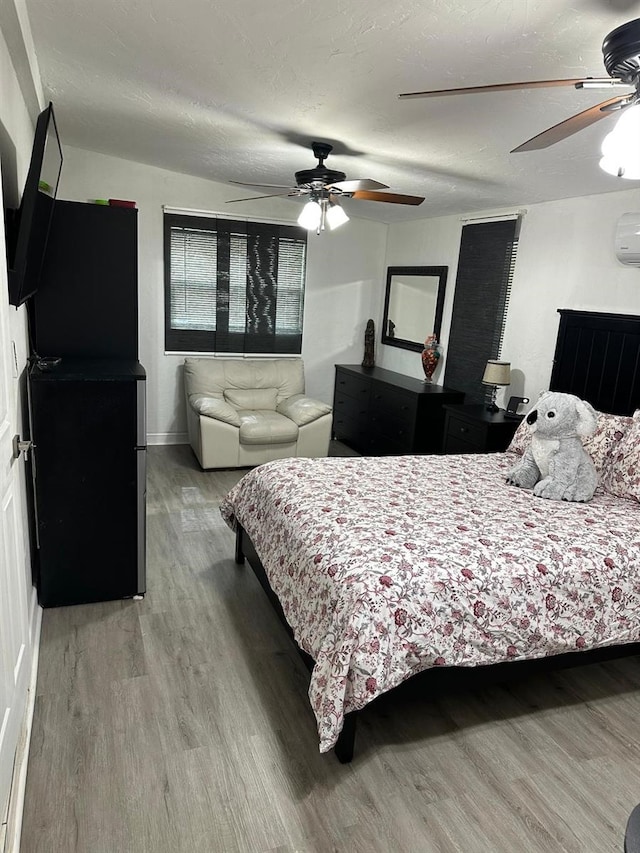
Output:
[{"xmin": 615, "ymin": 213, "xmax": 640, "ymax": 266}]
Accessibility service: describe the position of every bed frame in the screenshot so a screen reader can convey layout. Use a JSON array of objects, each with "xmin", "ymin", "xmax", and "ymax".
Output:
[
  {"xmin": 550, "ymin": 309, "xmax": 640, "ymax": 415},
  {"xmin": 234, "ymin": 309, "xmax": 640, "ymax": 762}
]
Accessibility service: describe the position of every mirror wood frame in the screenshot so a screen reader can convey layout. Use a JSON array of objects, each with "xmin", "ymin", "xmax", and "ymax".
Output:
[{"xmin": 381, "ymin": 265, "xmax": 448, "ymax": 353}]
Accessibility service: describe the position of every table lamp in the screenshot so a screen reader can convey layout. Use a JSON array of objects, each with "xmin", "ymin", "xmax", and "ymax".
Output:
[{"xmin": 481, "ymin": 360, "xmax": 511, "ymax": 412}]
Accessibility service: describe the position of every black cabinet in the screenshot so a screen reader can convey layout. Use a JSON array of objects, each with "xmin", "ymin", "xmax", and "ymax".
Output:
[
  {"xmin": 442, "ymin": 404, "xmax": 523, "ymax": 454},
  {"xmin": 26, "ymin": 199, "xmax": 145, "ymax": 607},
  {"xmin": 333, "ymin": 364, "xmax": 464, "ymax": 455},
  {"xmin": 30, "ymin": 200, "xmax": 138, "ymax": 359},
  {"xmin": 29, "ymin": 360, "xmax": 146, "ymax": 608}
]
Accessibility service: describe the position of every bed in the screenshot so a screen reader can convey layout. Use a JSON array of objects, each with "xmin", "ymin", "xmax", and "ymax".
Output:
[{"xmin": 220, "ymin": 309, "xmax": 640, "ymax": 761}]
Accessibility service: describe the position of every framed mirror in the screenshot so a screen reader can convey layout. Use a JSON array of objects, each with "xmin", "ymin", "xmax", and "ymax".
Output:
[{"xmin": 381, "ymin": 265, "xmax": 448, "ymax": 353}]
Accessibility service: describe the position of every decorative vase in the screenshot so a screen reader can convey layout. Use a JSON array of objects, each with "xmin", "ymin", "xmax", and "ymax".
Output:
[{"xmin": 421, "ymin": 335, "xmax": 442, "ymax": 383}]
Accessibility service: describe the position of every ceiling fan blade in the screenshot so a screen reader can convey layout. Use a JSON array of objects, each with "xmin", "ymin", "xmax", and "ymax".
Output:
[
  {"xmin": 228, "ymin": 180, "xmax": 295, "ymax": 190},
  {"xmin": 351, "ymin": 190, "xmax": 424, "ymax": 206},
  {"xmin": 510, "ymin": 95, "xmax": 630, "ymax": 152},
  {"xmin": 327, "ymin": 178, "xmax": 389, "ymax": 192},
  {"xmin": 226, "ymin": 192, "xmax": 301, "ymax": 203},
  {"xmin": 398, "ymin": 78, "xmax": 619, "ymax": 100}
]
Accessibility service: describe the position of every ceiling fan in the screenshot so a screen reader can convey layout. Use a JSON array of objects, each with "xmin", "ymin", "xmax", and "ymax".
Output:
[
  {"xmin": 398, "ymin": 17, "xmax": 640, "ymax": 154},
  {"xmin": 227, "ymin": 141, "xmax": 425, "ymax": 226}
]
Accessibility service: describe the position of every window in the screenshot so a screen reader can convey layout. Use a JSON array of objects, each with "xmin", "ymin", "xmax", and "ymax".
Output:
[
  {"xmin": 164, "ymin": 212, "xmax": 307, "ymax": 353},
  {"xmin": 444, "ymin": 217, "xmax": 520, "ymax": 403}
]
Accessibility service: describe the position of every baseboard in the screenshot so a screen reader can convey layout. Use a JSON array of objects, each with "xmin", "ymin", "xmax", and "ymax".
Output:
[
  {"xmin": 147, "ymin": 432, "xmax": 188, "ymax": 446},
  {"xmin": 27, "ymin": 585, "xmax": 39, "ymax": 649},
  {"xmin": 3, "ymin": 600, "xmax": 42, "ymax": 853}
]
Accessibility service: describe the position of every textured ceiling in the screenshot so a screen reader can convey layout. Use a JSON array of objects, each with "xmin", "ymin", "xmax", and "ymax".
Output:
[{"xmin": 24, "ymin": 0, "xmax": 640, "ymax": 222}]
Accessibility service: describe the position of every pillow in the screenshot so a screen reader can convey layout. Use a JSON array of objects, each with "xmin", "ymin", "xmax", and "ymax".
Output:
[
  {"xmin": 276, "ymin": 394, "xmax": 332, "ymax": 426},
  {"xmin": 189, "ymin": 394, "xmax": 241, "ymax": 427},
  {"xmin": 506, "ymin": 417, "xmax": 530, "ymax": 456},
  {"xmin": 224, "ymin": 387, "xmax": 277, "ymax": 411},
  {"xmin": 601, "ymin": 410, "xmax": 640, "ymax": 501},
  {"xmin": 582, "ymin": 411, "xmax": 634, "ymax": 475}
]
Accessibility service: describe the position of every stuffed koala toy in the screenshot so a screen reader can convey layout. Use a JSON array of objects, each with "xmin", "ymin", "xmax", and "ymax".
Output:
[{"xmin": 506, "ymin": 391, "xmax": 598, "ymax": 502}]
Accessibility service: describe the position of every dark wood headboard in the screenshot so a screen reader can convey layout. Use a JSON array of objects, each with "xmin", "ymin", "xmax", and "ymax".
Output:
[{"xmin": 550, "ymin": 309, "xmax": 640, "ymax": 415}]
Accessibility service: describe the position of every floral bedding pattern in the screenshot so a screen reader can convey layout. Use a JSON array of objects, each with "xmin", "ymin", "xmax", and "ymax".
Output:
[
  {"xmin": 220, "ymin": 453, "xmax": 640, "ymax": 753},
  {"xmin": 602, "ymin": 410, "xmax": 640, "ymax": 501}
]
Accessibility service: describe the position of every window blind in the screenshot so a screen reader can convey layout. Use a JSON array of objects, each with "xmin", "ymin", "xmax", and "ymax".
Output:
[
  {"xmin": 164, "ymin": 213, "xmax": 307, "ymax": 353},
  {"xmin": 444, "ymin": 218, "xmax": 520, "ymax": 403}
]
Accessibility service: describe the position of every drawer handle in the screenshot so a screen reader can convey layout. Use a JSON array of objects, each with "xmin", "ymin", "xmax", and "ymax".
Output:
[{"xmin": 459, "ymin": 426, "xmax": 468, "ymax": 434}]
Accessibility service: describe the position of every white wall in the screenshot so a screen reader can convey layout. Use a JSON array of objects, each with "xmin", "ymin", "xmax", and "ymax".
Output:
[
  {"xmin": 378, "ymin": 192, "xmax": 640, "ymax": 406},
  {"xmin": 57, "ymin": 146, "xmax": 388, "ymax": 443},
  {"xmin": 503, "ymin": 192, "xmax": 640, "ymax": 401},
  {"xmin": 377, "ymin": 215, "xmax": 462, "ymax": 385}
]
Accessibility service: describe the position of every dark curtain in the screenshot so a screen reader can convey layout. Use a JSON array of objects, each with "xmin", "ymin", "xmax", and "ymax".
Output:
[{"xmin": 444, "ymin": 218, "xmax": 520, "ymax": 402}]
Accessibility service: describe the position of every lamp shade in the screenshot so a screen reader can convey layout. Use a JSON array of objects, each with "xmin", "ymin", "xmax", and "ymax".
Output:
[
  {"xmin": 297, "ymin": 200, "xmax": 322, "ymax": 230},
  {"xmin": 326, "ymin": 202, "xmax": 349, "ymax": 230},
  {"xmin": 599, "ymin": 104, "xmax": 640, "ymax": 180},
  {"xmin": 481, "ymin": 360, "xmax": 511, "ymax": 386}
]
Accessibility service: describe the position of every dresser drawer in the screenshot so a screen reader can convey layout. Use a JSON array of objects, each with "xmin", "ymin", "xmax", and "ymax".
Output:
[
  {"xmin": 370, "ymin": 407, "xmax": 414, "ymax": 445},
  {"xmin": 444, "ymin": 432, "xmax": 483, "ymax": 454},
  {"xmin": 445, "ymin": 414, "xmax": 486, "ymax": 449},
  {"xmin": 333, "ymin": 391, "xmax": 369, "ymax": 422},
  {"xmin": 370, "ymin": 433, "xmax": 410, "ymax": 456},
  {"xmin": 334, "ymin": 369, "xmax": 371, "ymax": 403},
  {"xmin": 370, "ymin": 384, "xmax": 417, "ymax": 421},
  {"xmin": 442, "ymin": 405, "xmax": 522, "ymax": 454},
  {"xmin": 333, "ymin": 413, "xmax": 368, "ymax": 453}
]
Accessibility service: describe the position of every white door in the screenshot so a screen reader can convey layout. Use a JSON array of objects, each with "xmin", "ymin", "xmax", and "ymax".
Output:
[{"xmin": 0, "ymin": 165, "xmax": 31, "ymax": 825}]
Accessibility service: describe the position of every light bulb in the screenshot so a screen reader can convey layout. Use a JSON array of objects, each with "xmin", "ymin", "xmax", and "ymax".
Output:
[
  {"xmin": 326, "ymin": 203, "xmax": 349, "ymax": 230},
  {"xmin": 297, "ymin": 200, "xmax": 322, "ymax": 230},
  {"xmin": 599, "ymin": 104, "xmax": 640, "ymax": 179}
]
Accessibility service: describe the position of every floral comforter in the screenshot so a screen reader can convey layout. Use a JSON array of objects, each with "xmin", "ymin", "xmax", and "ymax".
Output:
[{"xmin": 220, "ymin": 452, "xmax": 640, "ymax": 753}]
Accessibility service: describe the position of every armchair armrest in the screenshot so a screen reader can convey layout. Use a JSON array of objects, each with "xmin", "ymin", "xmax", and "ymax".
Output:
[
  {"xmin": 277, "ymin": 394, "xmax": 332, "ymax": 427},
  {"xmin": 189, "ymin": 394, "xmax": 241, "ymax": 427}
]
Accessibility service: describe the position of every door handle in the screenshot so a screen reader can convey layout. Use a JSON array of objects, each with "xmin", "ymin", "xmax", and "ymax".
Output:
[{"xmin": 12, "ymin": 435, "xmax": 32, "ymax": 460}]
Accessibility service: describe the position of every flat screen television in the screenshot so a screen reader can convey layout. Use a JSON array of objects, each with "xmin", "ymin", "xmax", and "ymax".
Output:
[{"xmin": 6, "ymin": 102, "xmax": 63, "ymax": 307}]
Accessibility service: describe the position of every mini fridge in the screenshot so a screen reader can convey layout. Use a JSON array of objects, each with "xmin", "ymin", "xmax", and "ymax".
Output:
[{"xmin": 29, "ymin": 358, "xmax": 146, "ymax": 607}]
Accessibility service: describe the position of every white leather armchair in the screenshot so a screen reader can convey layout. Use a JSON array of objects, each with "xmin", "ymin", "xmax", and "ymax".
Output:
[{"xmin": 184, "ymin": 357, "xmax": 333, "ymax": 469}]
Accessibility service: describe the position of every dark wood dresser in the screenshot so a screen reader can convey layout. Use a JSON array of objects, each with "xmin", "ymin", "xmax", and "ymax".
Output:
[
  {"xmin": 442, "ymin": 404, "xmax": 523, "ymax": 454},
  {"xmin": 332, "ymin": 364, "xmax": 464, "ymax": 456}
]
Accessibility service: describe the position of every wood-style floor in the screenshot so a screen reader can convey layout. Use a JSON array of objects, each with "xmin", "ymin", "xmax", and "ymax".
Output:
[{"xmin": 19, "ymin": 444, "xmax": 640, "ymax": 852}]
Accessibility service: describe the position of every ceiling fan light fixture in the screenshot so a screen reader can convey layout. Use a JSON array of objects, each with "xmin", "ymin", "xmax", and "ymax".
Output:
[
  {"xmin": 326, "ymin": 201, "xmax": 349, "ymax": 230},
  {"xmin": 229, "ymin": 141, "xmax": 423, "ymax": 218},
  {"xmin": 297, "ymin": 199, "xmax": 322, "ymax": 230},
  {"xmin": 599, "ymin": 102, "xmax": 640, "ymax": 179}
]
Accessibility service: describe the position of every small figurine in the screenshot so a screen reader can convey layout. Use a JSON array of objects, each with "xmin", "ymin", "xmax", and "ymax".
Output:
[{"xmin": 362, "ymin": 319, "xmax": 375, "ymax": 367}]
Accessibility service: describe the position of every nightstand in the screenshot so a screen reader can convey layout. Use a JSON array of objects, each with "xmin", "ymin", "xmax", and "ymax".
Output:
[{"xmin": 442, "ymin": 404, "xmax": 523, "ymax": 454}]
